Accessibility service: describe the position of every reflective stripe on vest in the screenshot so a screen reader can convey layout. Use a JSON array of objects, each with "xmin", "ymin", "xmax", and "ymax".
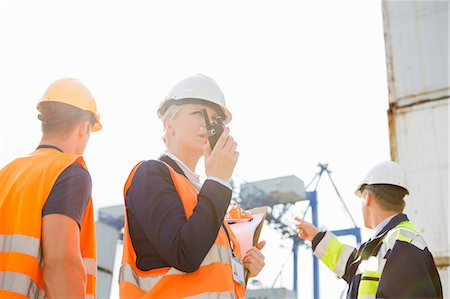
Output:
[
  {"xmin": 83, "ymin": 258, "xmax": 97, "ymax": 277},
  {"xmin": 0, "ymin": 272, "xmax": 46, "ymax": 299},
  {"xmin": 0, "ymin": 148, "xmax": 97, "ymax": 298},
  {"xmin": 357, "ymin": 270, "xmax": 380, "ymax": 299},
  {"xmin": 120, "ymin": 160, "xmax": 246, "ymax": 299},
  {"xmin": 184, "ymin": 291, "xmax": 237, "ymax": 299},
  {"xmin": 356, "ymin": 220, "xmax": 427, "ymax": 298},
  {"xmin": 315, "ymin": 231, "xmax": 355, "ymax": 278},
  {"xmin": 0, "ymin": 234, "xmax": 41, "ymax": 260},
  {"xmin": 119, "ymin": 243, "xmax": 233, "ymax": 291},
  {"xmin": 384, "ymin": 222, "xmax": 427, "ymax": 251}
]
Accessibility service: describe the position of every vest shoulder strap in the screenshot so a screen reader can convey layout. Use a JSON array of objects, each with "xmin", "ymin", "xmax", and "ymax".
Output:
[
  {"xmin": 384, "ymin": 221, "xmax": 427, "ymax": 250},
  {"xmin": 123, "ymin": 160, "xmax": 144, "ymax": 199}
]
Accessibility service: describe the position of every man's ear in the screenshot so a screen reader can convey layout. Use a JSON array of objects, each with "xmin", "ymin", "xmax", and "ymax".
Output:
[
  {"xmin": 78, "ymin": 120, "xmax": 91, "ymax": 137},
  {"xmin": 363, "ymin": 191, "xmax": 373, "ymax": 207}
]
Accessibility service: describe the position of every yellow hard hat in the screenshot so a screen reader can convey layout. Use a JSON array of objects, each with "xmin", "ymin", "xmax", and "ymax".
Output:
[{"xmin": 37, "ymin": 78, "xmax": 102, "ymax": 131}]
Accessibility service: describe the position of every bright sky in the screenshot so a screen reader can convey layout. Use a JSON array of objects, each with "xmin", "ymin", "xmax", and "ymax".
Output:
[{"xmin": 0, "ymin": 1, "xmax": 391, "ymax": 298}]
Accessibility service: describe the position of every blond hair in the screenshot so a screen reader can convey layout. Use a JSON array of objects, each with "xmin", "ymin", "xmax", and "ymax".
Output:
[{"xmin": 161, "ymin": 104, "xmax": 181, "ymax": 146}]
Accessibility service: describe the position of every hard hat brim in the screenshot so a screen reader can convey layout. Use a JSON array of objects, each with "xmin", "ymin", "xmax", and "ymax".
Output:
[
  {"xmin": 354, "ymin": 180, "xmax": 367, "ymax": 197},
  {"xmin": 158, "ymin": 98, "xmax": 232, "ymax": 123},
  {"xmin": 91, "ymin": 121, "xmax": 102, "ymax": 132},
  {"xmin": 354, "ymin": 183, "xmax": 365, "ymax": 197},
  {"xmin": 38, "ymin": 99, "xmax": 102, "ymax": 132},
  {"xmin": 354, "ymin": 183, "xmax": 410, "ymax": 198}
]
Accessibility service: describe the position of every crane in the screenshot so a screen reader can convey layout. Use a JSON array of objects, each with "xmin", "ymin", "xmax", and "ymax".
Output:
[{"xmin": 237, "ymin": 163, "xmax": 361, "ymax": 299}]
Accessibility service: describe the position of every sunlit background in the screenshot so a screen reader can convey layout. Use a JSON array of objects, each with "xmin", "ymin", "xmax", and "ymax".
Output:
[{"xmin": 1, "ymin": 1, "xmax": 393, "ymax": 298}]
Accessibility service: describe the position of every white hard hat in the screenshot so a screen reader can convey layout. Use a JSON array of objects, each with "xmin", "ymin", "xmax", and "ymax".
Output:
[
  {"xmin": 355, "ymin": 161, "xmax": 409, "ymax": 197},
  {"xmin": 157, "ymin": 74, "xmax": 232, "ymax": 123}
]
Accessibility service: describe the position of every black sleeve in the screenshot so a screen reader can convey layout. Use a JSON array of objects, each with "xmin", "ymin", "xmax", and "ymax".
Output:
[
  {"xmin": 126, "ymin": 160, "xmax": 231, "ymax": 273},
  {"xmin": 42, "ymin": 163, "xmax": 92, "ymax": 228},
  {"xmin": 312, "ymin": 231, "xmax": 326, "ymax": 251},
  {"xmin": 377, "ymin": 241, "xmax": 443, "ymax": 298}
]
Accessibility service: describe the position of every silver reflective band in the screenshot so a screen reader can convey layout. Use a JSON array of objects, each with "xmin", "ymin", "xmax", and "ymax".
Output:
[
  {"xmin": 0, "ymin": 271, "xmax": 45, "ymax": 299},
  {"xmin": 334, "ymin": 244, "xmax": 355, "ymax": 278},
  {"xmin": 314, "ymin": 231, "xmax": 335, "ymax": 259},
  {"xmin": 120, "ymin": 244, "xmax": 233, "ymax": 292},
  {"xmin": 384, "ymin": 228, "xmax": 427, "ymax": 251},
  {"xmin": 0, "ymin": 234, "xmax": 41, "ymax": 259},
  {"xmin": 86, "ymin": 293, "xmax": 95, "ymax": 299},
  {"xmin": 201, "ymin": 244, "xmax": 232, "ymax": 266},
  {"xmin": 119, "ymin": 264, "xmax": 163, "ymax": 292},
  {"xmin": 83, "ymin": 258, "xmax": 97, "ymax": 276},
  {"xmin": 410, "ymin": 235, "xmax": 427, "ymax": 250},
  {"xmin": 396, "ymin": 229, "xmax": 427, "ymax": 250},
  {"xmin": 185, "ymin": 291, "xmax": 237, "ymax": 299}
]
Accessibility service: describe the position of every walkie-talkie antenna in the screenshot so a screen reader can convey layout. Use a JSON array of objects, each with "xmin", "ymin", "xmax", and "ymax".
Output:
[
  {"xmin": 202, "ymin": 108, "xmax": 224, "ymax": 149},
  {"xmin": 202, "ymin": 108, "xmax": 212, "ymax": 129}
]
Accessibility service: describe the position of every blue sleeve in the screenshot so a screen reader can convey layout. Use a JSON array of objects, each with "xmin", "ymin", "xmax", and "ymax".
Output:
[
  {"xmin": 125, "ymin": 160, "xmax": 231, "ymax": 273},
  {"xmin": 42, "ymin": 163, "xmax": 92, "ymax": 228},
  {"xmin": 377, "ymin": 241, "xmax": 443, "ymax": 298}
]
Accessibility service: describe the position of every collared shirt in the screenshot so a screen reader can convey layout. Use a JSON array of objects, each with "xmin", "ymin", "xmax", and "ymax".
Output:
[
  {"xmin": 370, "ymin": 214, "xmax": 398, "ymax": 240},
  {"xmin": 165, "ymin": 152, "xmax": 202, "ymax": 190},
  {"xmin": 165, "ymin": 151, "xmax": 232, "ymax": 191}
]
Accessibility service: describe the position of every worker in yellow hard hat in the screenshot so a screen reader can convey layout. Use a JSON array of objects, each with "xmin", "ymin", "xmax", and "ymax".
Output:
[
  {"xmin": 119, "ymin": 74, "xmax": 265, "ymax": 298},
  {"xmin": 295, "ymin": 161, "xmax": 443, "ymax": 298},
  {"xmin": 0, "ymin": 78, "xmax": 101, "ymax": 298}
]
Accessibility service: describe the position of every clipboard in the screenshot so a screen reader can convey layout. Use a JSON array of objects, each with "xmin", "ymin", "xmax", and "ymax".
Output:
[{"xmin": 227, "ymin": 206, "xmax": 268, "ymax": 282}]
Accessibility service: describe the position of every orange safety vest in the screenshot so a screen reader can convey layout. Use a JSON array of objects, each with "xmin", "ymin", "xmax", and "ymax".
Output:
[
  {"xmin": 119, "ymin": 161, "xmax": 246, "ymax": 299},
  {"xmin": 0, "ymin": 148, "xmax": 97, "ymax": 299}
]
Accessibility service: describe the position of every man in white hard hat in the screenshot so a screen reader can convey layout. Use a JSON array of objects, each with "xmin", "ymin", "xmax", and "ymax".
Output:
[
  {"xmin": 295, "ymin": 161, "xmax": 443, "ymax": 298},
  {"xmin": 0, "ymin": 78, "xmax": 101, "ymax": 298}
]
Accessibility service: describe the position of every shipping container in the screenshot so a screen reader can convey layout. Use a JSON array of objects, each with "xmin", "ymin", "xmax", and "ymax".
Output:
[
  {"xmin": 382, "ymin": 0, "xmax": 449, "ymax": 295},
  {"xmin": 96, "ymin": 206, "xmax": 123, "ymax": 298}
]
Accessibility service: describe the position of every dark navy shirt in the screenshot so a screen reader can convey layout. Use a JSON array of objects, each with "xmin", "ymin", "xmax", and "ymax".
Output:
[
  {"xmin": 125, "ymin": 155, "xmax": 232, "ymax": 273},
  {"xmin": 39, "ymin": 145, "xmax": 92, "ymax": 228}
]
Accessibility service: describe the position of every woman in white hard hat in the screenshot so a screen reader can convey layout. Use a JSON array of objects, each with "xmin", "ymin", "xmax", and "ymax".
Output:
[{"xmin": 119, "ymin": 74, "xmax": 265, "ymax": 299}]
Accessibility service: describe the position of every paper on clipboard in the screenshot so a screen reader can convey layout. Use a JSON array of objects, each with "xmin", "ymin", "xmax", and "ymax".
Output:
[{"xmin": 227, "ymin": 206, "xmax": 268, "ymax": 261}]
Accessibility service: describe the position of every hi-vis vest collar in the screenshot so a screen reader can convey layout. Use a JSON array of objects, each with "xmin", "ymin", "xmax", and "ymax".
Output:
[
  {"xmin": 119, "ymin": 160, "xmax": 246, "ymax": 299},
  {"xmin": 0, "ymin": 148, "xmax": 97, "ymax": 299},
  {"xmin": 354, "ymin": 219, "xmax": 426, "ymax": 299}
]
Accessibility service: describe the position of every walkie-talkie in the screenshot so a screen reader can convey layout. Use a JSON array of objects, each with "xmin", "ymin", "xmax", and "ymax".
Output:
[{"xmin": 202, "ymin": 108, "xmax": 225, "ymax": 150}]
